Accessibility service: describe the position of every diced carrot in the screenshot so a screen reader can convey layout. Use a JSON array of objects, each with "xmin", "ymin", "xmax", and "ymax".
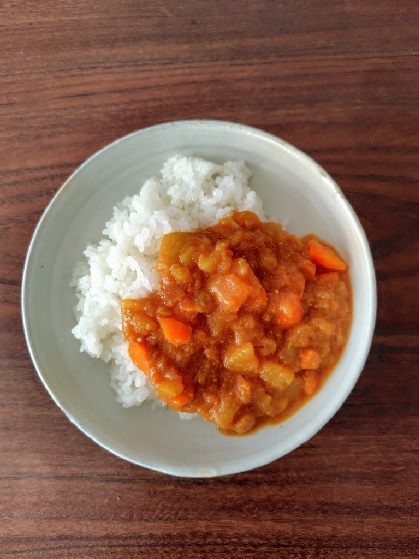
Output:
[
  {"xmin": 208, "ymin": 273, "xmax": 253, "ymax": 312},
  {"xmin": 307, "ymin": 239, "xmax": 347, "ymax": 271},
  {"xmin": 299, "ymin": 259, "xmax": 316, "ymax": 278},
  {"xmin": 300, "ymin": 348, "xmax": 321, "ymax": 370},
  {"xmin": 156, "ymin": 381, "xmax": 193, "ymax": 410},
  {"xmin": 304, "ymin": 370, "xmax": 318, "ymax": 395},
  {"xmin": 159, "ymin": 317, "xmax": 192, "ymax": 346},
  {"xmin": 275, "ymin": 292, "xmax": 303, "ymax": 329},
  {"xmin": 128, "ymin": 340, "xmax": 153, "ymax": 375}
]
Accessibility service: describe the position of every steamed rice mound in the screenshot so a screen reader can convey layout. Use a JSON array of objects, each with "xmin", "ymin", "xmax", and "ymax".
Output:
[{"xmin": 71, "ymin": 155, "xmax": 265, "ymax": 409}]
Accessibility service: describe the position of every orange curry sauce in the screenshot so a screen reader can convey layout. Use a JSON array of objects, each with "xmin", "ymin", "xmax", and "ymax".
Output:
[{"xmin": 121, "ymin": 211, "xmax": 352, "ymax": 435}]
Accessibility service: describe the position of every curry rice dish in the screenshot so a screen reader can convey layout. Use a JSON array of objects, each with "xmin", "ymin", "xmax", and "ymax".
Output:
[{"xmin": 72, "ymin": 156, "xmax": 351, "ymax": 434}]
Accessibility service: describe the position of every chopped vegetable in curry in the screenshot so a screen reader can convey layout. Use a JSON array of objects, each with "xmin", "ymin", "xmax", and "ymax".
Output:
[{"xmin": 122, "ymin": 211, "xmax": 352, "ymax": 435}]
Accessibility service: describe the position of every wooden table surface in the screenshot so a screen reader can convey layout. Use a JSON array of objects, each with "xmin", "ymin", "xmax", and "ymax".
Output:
[{"xmin": 1, "ymin": 1, "xmax": 419, "ymax": 557}]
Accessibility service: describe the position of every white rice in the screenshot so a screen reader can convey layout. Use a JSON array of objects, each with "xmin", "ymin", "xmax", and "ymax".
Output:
[{"xmin": 71, "ymin": 155, "xmax": 265, "ymax": 409}]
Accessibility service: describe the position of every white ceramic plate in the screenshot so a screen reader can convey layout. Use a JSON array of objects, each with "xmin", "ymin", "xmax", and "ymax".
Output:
[{"xmin": 22, "ymin": 120, "xmax": 376, "ymax": 477}]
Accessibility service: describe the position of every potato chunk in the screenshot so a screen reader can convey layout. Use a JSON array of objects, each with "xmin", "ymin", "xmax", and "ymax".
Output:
[
  {"xmin": 234, "ymin": 414, "xmax": 256, "ymax": 434},
  {"xmin": 224, "ymin": 342, "xmax": 259, "ymax": 374},
  {"xmin": 260, "ymin": 361, "xmax": 295, "ymax": 391},
  {"xmin": 156, "ymin": 232, "xmax": 192, "ymax": 273},
  {"xmin": 208, "ymin": 273, "xmax": 253, "ymax": 312}
]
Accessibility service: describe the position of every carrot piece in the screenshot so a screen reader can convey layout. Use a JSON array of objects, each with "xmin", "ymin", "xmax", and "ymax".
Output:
[
  {"xmin": 159, "ymin": 317, "xmax": 192, "ymax": 346},
  {"xmin": 128, "ymin": 340, "xmax": 153, "ymax": 375},
  {"xmin": 156, "ymin": 383, "xmax": 193, "ymax": 410},
  {"xmin": 276, "ymin": 292, "xmax": 303, "ymax": 329},
  {"xmin": 208, "ymin": 273, "xmax": 253, "ymax": 312},
  {"xmin": 307, "ymin": 239, "xmax": 346, "ymax": 271},
  {"xmin": 304, "ymin": 370, "xmax": 318, "ymax": 395},
  {"xmin": 300, "ymin": 348, "xmax": 321, "ymax": 370}
]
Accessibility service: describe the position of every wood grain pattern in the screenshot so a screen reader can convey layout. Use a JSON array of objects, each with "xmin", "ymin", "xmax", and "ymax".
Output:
[{"xmin": 1, "ymin": 1, "xmax": 418, "ymax": 557}]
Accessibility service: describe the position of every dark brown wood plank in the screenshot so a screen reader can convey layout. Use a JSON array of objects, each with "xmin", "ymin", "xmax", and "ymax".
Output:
[{"xmin": 1, "ymin": 1, "xmax": 418, "ymax": 557}]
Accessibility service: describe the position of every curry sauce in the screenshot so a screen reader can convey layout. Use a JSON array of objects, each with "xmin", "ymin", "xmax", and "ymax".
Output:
[{"xmin": 122, "ymin": 211, "xmax": 352, "ymax": 435}]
